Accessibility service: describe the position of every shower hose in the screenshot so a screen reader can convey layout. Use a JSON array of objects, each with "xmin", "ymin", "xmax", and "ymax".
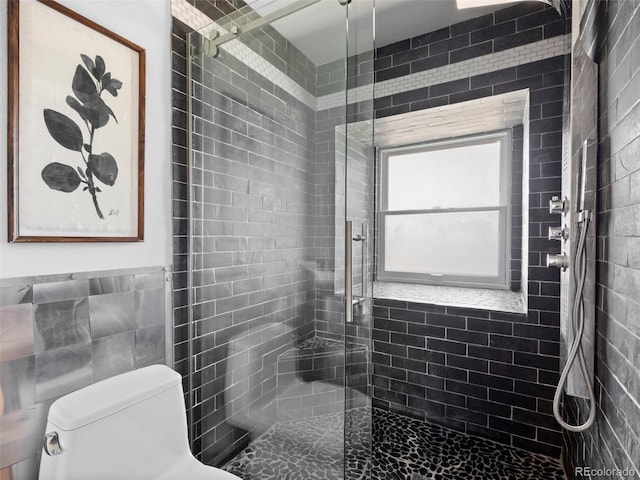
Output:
[{"xmin": 552, "ymin": 211, "xmax": 597, "ymax": 432}]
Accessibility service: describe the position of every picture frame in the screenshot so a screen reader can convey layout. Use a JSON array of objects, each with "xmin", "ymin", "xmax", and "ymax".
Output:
[{"xmin": 7, "ymin": 0, "xmax": 145, "ymax": 242}]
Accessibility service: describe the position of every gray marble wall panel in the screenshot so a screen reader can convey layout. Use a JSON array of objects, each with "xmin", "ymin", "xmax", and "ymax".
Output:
[
  {"xmin": 136, "ymin": 288, "xmax": 165, "ymax": 327},
  {"xmin": 0, "ymin": 407, "xmax": 37, "ymax": 470},
  {"xmin": 0, "ymin": 456, "xmax": 38, "ymax": 480},
  {"xmin": 35, "ymin": 342, "xmax": 93, "ymax": 402},
  {"xmin": 0, "ymin": 303, "xmax": 34, "ymax": 361},
  {"xmin": 0, "ymin": 266, "xmax": 170, "ymax": 478},
  {"xmin": 89, "ymin": 275, "xmax": 134, "ymax": 296},
  {"xmin": 89, "ymin": 292, "xmax": 136, "ymax": 338},
  {"xmin": 0, "ymin": 285, "xmax": 32, "ymax": 306},
  {"xmin": 0, "ymin": 356, "xmax": 35, "ymax": 414},
  {"xmin": 136, "ymin": 324, "xmax": 166, "ymax": 367},
  {"xmin": 33, "ymin": 299, "xmax": 90, "ymax": 353},
  {"xmin": 134, "ymin": 271, "xmax": 165, "ymax": 290},
  {"xmin": 92, "ymin": 331, "xmax": 136, "ymax": 382},
  {"xmin": 32, "ymin": 279, "xmax": 88, "ymax": 304}
]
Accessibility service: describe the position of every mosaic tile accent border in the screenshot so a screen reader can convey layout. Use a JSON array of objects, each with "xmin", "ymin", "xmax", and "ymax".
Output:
[
  {"xmin": 173, "ymin": 0, "xmax": 569, "ymax": 113},
  {"xmin": 171, "ymin": 0, "xmax": 212, "ymax": 31},
  {"xmin": 373, "ymin": 282, "xmax": 526, "ymax": 314},
  {"xmin": 316, "ymin": 34, "xmax": 570, "ymax": 110},
  {"xmin": 172, "ymin": 0, "xmax": 316, "ymax": 109}
]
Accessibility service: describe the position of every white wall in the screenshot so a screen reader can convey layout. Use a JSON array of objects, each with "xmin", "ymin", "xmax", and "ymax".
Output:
[{"xmin": 0, "ymin": 0, "xmax": 172, "ymax": 278}]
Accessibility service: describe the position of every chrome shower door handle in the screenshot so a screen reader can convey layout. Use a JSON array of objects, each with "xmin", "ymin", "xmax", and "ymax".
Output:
[
  {"xmin": 346, "ymin": 221, "xmax": 368, "ymax": 323},
  {"xmin": 355, "ymin": 223, "xmax": 367, "ymax": 309},
  {"xmin": 345, "ymin": 220, "xmax": 353, "ymax": 323}
]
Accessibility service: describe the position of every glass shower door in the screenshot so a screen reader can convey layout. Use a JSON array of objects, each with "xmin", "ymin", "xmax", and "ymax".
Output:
[
  {"xmin": 184, "ymin": 1, "xmax": 375, "ymax": 478},
  {"xmin": 343, "ymin": 0, "xmax": 375, "ymax": 478}
]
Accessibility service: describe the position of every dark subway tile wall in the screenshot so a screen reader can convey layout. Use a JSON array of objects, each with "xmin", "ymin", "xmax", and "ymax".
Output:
[
  {"xmin": 318, "ymin": 2, "xmax": 565, "ymax": 96},
  {"xmin": 172, "ymin": 0, "xmax": 572, "ymax": 466},
  {"xmin": 314, "ymin": 121, "xmax": 373, "ymax": 345},
  {"xmin": 172, "ymin": 12, "xmax": 320, "ymax": 466},
  {"xmin": 276, "ymin": 338, "xmax": 369, "ymax": 420},
  {"xmin": 563, "ymin": 1, "xmax": 640, "ymax": 478},
  {"xmin": 382, "ymin": 5, "xmax": 565, "ymax": 100},
  {"xmin": 186, "ymin": 0, "xmax": 317, "ymax": 95},
  {"xmin": 511, "ymin": 125, "xmax": 524, "ymax": 292},
  {"xmin": 189, "ymin": 0, "xmax": 241, "ymax": 20},
  {"xmin": 372, "ymin": 299, "xmax": 562, "ymax": 457},
  {"xmin": 372, "ymin": 52, "xmax": 569, "ymax": 318},
  {"xmin": 172, "ymin": 16, "xmax": 192, "ymax": 397},
  {"xmin": 375, "ymin": 56, "xmax": 568, "ymax": 121},
  {"xmin": 236, "ymin": 24, "xmax": 317, "ymax": 95},
  {"xmin": 364, "ymin": 12, "xmax": 570, "ymax": 458}
]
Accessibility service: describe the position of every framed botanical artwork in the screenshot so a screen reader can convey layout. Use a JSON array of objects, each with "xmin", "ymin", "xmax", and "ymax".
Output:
[{"xmin": 7, "ymin": 0, "xmax": 145, "ymax": 242}]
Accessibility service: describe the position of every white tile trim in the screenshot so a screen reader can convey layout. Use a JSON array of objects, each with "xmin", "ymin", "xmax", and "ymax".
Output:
[
  {"xmin": 172, "ymin": 0, "xmax": 316, "ymax": 109},
  {"xmin": 317, "ymin": 34, "xmax": 571, "ymax": 111},
  {"xmin": 173, "ymin": 0, "xmax": 570, "ymax": 113},
  {"xmin": 172, "ymin": 0, "xmax": 213, "ymax": 31}
]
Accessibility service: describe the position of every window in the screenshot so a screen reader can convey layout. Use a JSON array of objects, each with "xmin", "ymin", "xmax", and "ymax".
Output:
[{"xmin": 377, "ymin": 131, "xmax": 511, "ymax": 289}]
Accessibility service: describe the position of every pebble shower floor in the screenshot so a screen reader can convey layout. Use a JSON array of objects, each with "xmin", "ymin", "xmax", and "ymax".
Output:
[{"xmin": 223, "ymin": 408, "xmax": 567, "ymax": 479}]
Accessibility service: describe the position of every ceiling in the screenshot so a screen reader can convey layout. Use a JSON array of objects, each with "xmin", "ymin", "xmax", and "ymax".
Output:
[{"xmin": 243, "ymin": 0, "xmax": 520, "ymax": 65}]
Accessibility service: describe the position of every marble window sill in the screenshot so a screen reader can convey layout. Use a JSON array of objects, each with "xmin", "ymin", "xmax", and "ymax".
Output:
[{"xmin": 373, "ymin": 281, "xmax": 527, "ymax": 314}]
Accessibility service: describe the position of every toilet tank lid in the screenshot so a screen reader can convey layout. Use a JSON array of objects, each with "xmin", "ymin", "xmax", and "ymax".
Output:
[{"xmin": 48, "ymin": 365, "xmax": 182, "ymax": 431}]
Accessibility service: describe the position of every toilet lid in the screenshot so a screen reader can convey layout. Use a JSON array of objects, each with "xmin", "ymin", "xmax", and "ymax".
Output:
[{"xmin": 48, "ymin": 365, "xmax": 181, "ymax": 430}]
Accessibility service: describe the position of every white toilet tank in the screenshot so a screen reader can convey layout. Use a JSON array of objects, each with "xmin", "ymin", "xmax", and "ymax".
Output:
[{"xmin": 39, "ymin": 365, "xmax": 240, "ymax": 480}]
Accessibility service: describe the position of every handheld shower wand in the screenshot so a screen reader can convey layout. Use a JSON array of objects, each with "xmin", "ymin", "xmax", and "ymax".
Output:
[{"xmin": 552, "ymin": 139, "xmax": 597, "ymax": 432}]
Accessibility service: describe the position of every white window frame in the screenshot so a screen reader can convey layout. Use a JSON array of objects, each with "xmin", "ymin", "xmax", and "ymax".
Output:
[{"xmin": 377, "ymin": 130, "xmax": 512, "ymax": 289}]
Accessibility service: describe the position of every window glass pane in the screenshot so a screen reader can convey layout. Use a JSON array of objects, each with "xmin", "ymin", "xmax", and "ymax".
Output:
[
  {"xmin": 384, "ymin": 211, "xmax": 501, "ymax": 278},
  {"xmin": 387, "ymin": 140, "xmax": 502, "ymax": 211}
]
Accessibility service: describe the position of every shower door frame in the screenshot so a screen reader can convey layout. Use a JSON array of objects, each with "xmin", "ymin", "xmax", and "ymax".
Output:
[{"xmin": 184, "ymin": 1, "xmax": 376, "ymax": 475}]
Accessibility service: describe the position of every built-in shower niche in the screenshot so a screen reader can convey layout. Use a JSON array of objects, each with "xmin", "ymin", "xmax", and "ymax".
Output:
[{"xmin": 276, "ymin": 337, "xmax": 369, "ymax": 422}]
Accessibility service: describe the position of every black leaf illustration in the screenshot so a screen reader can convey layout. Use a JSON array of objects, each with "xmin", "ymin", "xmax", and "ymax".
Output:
[
  {"xmin": 80, "ymin": 54, "xmax": 95, "ymax": 73},
  {"xmin": 66, "ymin": 96, "xmax": 89, "ymax": 124},
  {"xmin": 93, "ymin": 55, "xmax": 105, "ymax": 80},
  {"xmin": 82, "ymin": 97, "xmax": 117, "ymax": 130},
  {"xmin": 42, "ymin": 53, "xmax": 122, "ymax": 220},
  {"xmin": 88, "ymin": 153, "xmax": 118, "ymax": 186},
  {"xmin": 72, "ymin": 65, "xmax": 98, "ymax": 103},
  {"xmin": 105, "ymin": 84, "xmax": 118, "ymax": 97},
  {"xmin": 42, "ymin": 163, "xmax": 82, "ymax": 192},
  {"xmin": 105, "ymin": 77, "xmax": 123, "ymax": 97},
  {"xmin": 43, "ymin": 109, "xmax": 84, "ymax": 151}
]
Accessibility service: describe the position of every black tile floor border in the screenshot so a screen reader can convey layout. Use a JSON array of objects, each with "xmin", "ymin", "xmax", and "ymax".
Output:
[{"xmin": 223, "ymin": 408, "xmax": 567, "ymax": 479}]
